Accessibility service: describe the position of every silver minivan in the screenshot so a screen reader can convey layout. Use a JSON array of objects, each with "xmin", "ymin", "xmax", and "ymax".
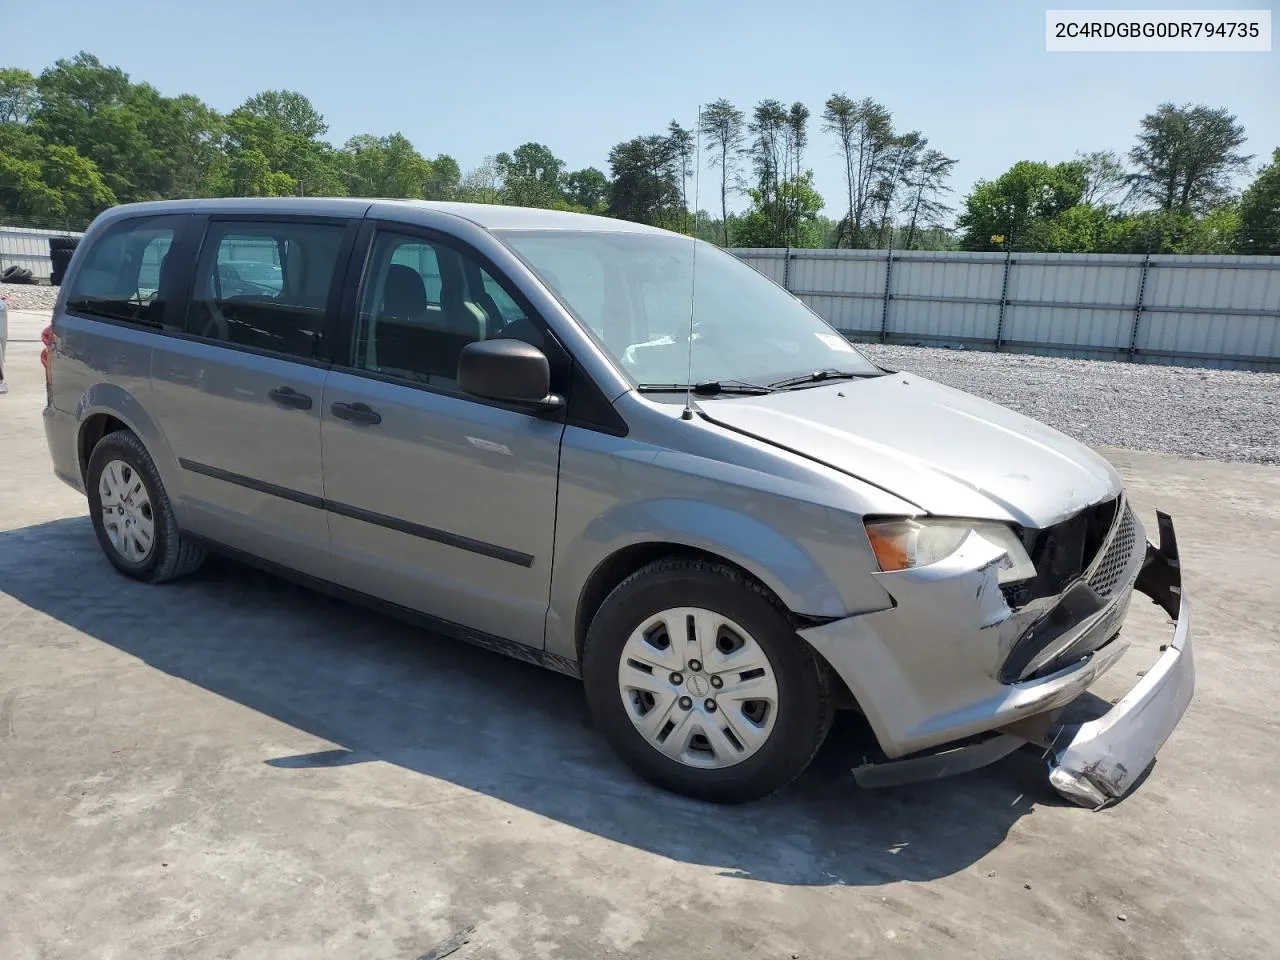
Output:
[{"xmin": 42, "ymin": 198, "xmax": 1194, "ymax": 807}]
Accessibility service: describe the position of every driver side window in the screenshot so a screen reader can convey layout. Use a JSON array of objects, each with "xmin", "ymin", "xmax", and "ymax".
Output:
[{"xmin": 352, "ymin": 230, "xmax": 537, "ymax": 389}]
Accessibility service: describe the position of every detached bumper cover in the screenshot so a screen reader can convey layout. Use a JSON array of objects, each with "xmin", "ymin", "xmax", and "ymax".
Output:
[{"xmin": 1047, "ymin": 511, "xmax": 1194, "ymax": 808}]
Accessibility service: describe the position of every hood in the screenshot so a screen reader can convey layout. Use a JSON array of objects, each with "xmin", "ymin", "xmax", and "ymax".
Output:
[{"xmin": 699, "ymin": 373, "xmax": 1122, "ymax": 529}]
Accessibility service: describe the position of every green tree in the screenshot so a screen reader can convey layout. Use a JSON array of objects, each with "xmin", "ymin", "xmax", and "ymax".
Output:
[
  {"xmin": 1188, "ymin": 204, "xmax": 1242, "ymax": 253},
  {"xmin": 957, "ymin": 160, "xmax": 1088, "ymax": 250},
  {"xmin": 870, "ymin": 130, "xmax": 925, "ymax": 247},
  {"xmin": 0, "ymin": 124, "xmax": 115, "ymax": 222},
  {"xmin": 1042, "ymin": 204, "xmax": 1118, "ymax": 253},
  {"xmin": 667, "ymin": 120, "xmax": 694, "ymax": 211},
  {"xmin": 747, "ymin": 100, "xmax": 787, "ymax": 223},
  {"xmin": 1129, "ymin": 103, "xmax": 1251, "ymax": 213},
  {"xmin": 1236, "ymin": 148, "xmax": 1280, "ymax": 255},
  {"xmin": 901, "ymin": 149, "xmax": 956, "ymax": 250},
  {"xmin": 607, "ymin": 134, "xmax": 682, "ymax": 227},
  {"xmin": 495, "ymin": 142, "xmax": 564, "ymax": 208},
  {"xmin": 457, "ymin": 156, "xmax": 502, "ymax": 204},
  {"xmin": 0, "ymin": 68, "xmax": 38, "ymax": 125},
  {"xmin": 18, "ymin": 54, "xmax": 222, "ymax": 204},
  {"xmin": 33, "ymin": 53, "xmax": 150, "ymax": 201},
  {"xmin": 339, "ymin": 133, "xmax": 434, "ymax": 198},
  {"xmin": 734, "ymin": 171, "xmax": 824, "ymax": 248},
  {"xmin": 218, "ymin": 148, "xmax": 296, "ymax": 197},
  {"xmin": 699, "ymin": 99, "xmax": 746, "ymax": 245},
  {"xmin": 221, "ymin": 90, "xmax": 343, "ymax": 196},
  {"xmin": 424, "ymin": 154, "xmax": 461, "ymax": 200},
  {"xmin": 1077, "ymin": 149, "xmax": 1131, "ymax": 211},
  {"xmin": 822, "ymin": 95, "xmax": 894, "ymax": 247},
  {"xmin": 821, "ymin": 94, "xmax": 858, "ymax": 247},
  {"xmin": 127, "ymin": 85, "xmax": 224, "ymax": 200},
  {"xmin": 1103, "ymin": 207, "xmax": 1241, "ymax": 254},
  {"xmin": 563, "ymin": 167, "xmax": 609, "ymax": 212}
]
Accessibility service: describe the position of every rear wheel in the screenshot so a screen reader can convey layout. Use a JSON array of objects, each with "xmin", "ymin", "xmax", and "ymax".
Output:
[
  {"xmin": 582, "ymin": 558, "xmax": 833, "ymax": 803},
  {"xmin": 86, "ymin": 430, "xmax": 205, "ymax": 583}
]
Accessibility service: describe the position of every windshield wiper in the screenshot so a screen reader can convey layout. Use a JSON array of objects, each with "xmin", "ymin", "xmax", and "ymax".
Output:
[
  {"xmin": 766, "ymin": 368, "xmax": 881, "ymax": 390},
  {"xmin": 637, "ymin": 379, "xmax": 775, "ymax": 396}
]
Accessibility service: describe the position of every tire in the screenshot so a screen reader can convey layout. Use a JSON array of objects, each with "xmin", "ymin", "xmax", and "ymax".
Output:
[
  {"xmin": 86, "ymin": 429, "xmax": 206, "ymax": 583},
  {"xmin": 582, "ymin": 557, "xmax": 834, "ymax": 804},
  {"xmin": 50, "ymin": 248, "xmax": 74, "ymax": 286},
  {"xmin": 48, "ymin": 237, "xmax": 80, "ymax": 253},
  {"xmin": 1, "ymin": 265, "xmax": 34, "ymax": 284}
]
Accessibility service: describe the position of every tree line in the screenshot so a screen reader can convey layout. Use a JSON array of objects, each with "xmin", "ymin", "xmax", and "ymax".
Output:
[{"xmin": 1, "ymin": 52, "xmax": 1276, "ymax": 256}]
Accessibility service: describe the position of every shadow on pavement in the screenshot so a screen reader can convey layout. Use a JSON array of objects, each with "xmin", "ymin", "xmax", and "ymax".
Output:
[{"xmin": 1, "ymin": 515, "xmax": 1065, "ymax": 887}]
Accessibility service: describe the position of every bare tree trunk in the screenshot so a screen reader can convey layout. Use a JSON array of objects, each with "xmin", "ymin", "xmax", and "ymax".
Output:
[{"xmin": 720, "ymin": 143, "xmax": 729, "ymax": 246}]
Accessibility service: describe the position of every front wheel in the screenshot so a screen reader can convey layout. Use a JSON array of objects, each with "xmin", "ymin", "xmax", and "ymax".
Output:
[{"xmin": 582, "ymin": 558, "xmax": 833, "ymax": 803}]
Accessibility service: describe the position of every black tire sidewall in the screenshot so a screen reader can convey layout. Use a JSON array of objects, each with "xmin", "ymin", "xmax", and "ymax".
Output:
[
  {"xmin": 86, "ymin": 433, "xmax": 171, "ymax": 581},
  {"xmin": 583, "ymin": 561, "xmax": 829, "ymax": 803}
]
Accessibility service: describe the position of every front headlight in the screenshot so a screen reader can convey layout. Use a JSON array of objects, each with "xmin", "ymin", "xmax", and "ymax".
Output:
[{"xmin": 863, "ymin": 517, "xmax": 1036, "ymax": 584}]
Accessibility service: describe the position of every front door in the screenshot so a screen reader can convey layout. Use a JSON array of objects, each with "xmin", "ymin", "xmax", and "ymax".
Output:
[
  {"xmin": 151, "ymin": 216, "xmax": 354, "ymax": 578},
  {"xmin": 320, "ymin": 226, "xmax": 565, "ymax": 649}
]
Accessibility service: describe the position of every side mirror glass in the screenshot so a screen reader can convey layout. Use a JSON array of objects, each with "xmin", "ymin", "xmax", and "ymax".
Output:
[{"xmin": 458, "ymin": 339, "xmax": 561, "ymax": 409}]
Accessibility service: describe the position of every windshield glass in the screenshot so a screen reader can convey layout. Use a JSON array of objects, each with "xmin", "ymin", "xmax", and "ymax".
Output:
[{"xmin": 495, "ymin": 229, "xmax": 881, "ymax": 388}]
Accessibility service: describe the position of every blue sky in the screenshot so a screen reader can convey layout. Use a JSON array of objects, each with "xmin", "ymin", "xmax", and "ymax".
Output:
[{"xmin": 11, "ymin": 0, "xmax": 1278, "ymax": 218}]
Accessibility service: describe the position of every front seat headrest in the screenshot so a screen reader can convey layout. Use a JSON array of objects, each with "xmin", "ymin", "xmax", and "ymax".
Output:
[{"xmin": 381, "ymin": 264, "xmax": 427, "ymax": 319}]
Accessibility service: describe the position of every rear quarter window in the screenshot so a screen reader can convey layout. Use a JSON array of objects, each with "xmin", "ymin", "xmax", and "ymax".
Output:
[{"xmin": 65, "ymin": 216, "xmax": 183, "ymax": 328}]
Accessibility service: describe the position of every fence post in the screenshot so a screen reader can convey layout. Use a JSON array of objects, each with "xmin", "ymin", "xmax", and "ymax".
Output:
[
  {"xmin": 782, "ymin": 246, "xmax": 792, "ymax": 291},
  {"xmin": 994, "ymin": 247, "xmax": 1014, "ymax": 351},
  {"xmin": 879, "ymin": 249, "xmax": 894, "ymax": 343},
  {"xmin": 1126, "ymin": 255, "xmax": 1151, "ymax": 362}
]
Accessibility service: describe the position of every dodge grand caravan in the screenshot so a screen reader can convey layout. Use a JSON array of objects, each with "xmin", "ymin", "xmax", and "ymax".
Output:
[{"xmin": 42, "ymin": 198, "xmax": 1194, "ymax": 807}]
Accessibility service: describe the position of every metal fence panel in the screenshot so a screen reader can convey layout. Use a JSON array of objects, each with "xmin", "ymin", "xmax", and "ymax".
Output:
[
  {"xmin": 891, "ymin": 253, "xmax": 1005, "ymax": 344},
  {"xmin": 730, "ymin": 247, "xmax": 1280, "ymax": 371},
  {"xmin": 0, "ymin": 225, "xmax": 84, "ymax": 280},
  {"xmin": 730, "ymin": 249, "xmax": 787, "ymax": 286}
]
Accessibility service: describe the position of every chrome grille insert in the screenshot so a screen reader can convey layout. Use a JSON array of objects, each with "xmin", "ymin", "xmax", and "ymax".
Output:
[{"xmin": 1087, "ymin": 503, "xmax": 1138, "ymax": 598}]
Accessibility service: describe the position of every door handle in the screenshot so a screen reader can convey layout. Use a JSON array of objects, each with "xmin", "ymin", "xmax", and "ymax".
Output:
[
  {"xmin": 331, "ymin": 401, "xmax": 382, "ymax": 425},
  {"xmin": 268, "ymin": 386, "xmax": 313, "ymax": 410}
]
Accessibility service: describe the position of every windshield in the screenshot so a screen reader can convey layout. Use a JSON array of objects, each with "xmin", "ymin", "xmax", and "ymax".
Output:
[{"xmin": 495, "ymin": 229, "xmax": 881, "ymax": 388}]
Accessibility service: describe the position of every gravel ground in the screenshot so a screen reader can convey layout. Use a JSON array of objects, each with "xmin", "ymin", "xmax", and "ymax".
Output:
[
  {"xmin": 0, "ymin": 282, "xmax": 60, "ymax": 311},
  {"xmin": 858, "ymin": 343, "xmax": 1280, "ymax": 465}
]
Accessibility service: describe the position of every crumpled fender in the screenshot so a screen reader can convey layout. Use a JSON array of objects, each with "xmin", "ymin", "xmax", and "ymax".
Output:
[{"xmin": 799, "ymin": 529, "xmax": 1057, "ymax": 757}]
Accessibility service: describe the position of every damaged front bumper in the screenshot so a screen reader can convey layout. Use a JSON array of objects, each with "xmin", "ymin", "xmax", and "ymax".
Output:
[
  {"xmin": 1046, "ymin": 511, "xmax": 1194, "ymax": 808},
  {"xmin": 798, "ymin": 509, "xmax": 1194, "ymax": 809}
]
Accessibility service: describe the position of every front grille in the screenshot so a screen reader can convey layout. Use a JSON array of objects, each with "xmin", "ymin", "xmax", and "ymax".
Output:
[
  {"xmin": 998, "ymin": 500, "xmax": 1138, "ymax": 683},
  {"xmin": 1002, "ymin": 495, "xmax": 1121, "ymax": 607},
  {"xmin": 1087, "ymin": 504, "xmax": 1137, "ymax": 598}
]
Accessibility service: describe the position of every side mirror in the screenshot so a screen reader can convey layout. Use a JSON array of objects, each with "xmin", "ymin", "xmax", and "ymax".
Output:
[{"xmin": 458, "ymin": 339, "xmax": 562, "ymax": 410}]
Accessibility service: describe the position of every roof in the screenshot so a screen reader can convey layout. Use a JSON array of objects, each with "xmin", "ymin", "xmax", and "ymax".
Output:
[
  {"xmin": 95, "ymin": 196, "xmax": 676, "ymax": 237},
  {"xmin": 374, "ymin": 200, "xmax": 670, "ymax": 235}
]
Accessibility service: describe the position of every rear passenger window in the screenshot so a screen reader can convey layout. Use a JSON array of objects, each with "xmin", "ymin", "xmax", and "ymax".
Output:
[
  {"xmin": 186, "ymin": 221, "xmax": 346, "ymax": 360},
  {"xmin": 65, "ymin": 216, "xmax": 182, "ymax": 328}
]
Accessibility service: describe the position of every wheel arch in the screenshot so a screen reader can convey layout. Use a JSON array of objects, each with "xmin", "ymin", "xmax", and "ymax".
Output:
[
  {"xmin": 78, "ymin": 413, "xmax": 130, "ymax": 484},
  {"xmin": 570, "ymin": 539, "xmax": 861, "ymax": 712},
  {"xmin": 73, "ymin": 383, "xmax": 181, "ymax": 493}
]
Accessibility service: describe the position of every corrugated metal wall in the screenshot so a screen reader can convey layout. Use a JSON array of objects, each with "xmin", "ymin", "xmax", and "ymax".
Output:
[
  {"xmin": 731, "ymin": 248, "xmax": 1280, "ymax": 371},
  {"xmin": 0, "ymin": 226, "xmax": 85, "ymax": 281}
]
